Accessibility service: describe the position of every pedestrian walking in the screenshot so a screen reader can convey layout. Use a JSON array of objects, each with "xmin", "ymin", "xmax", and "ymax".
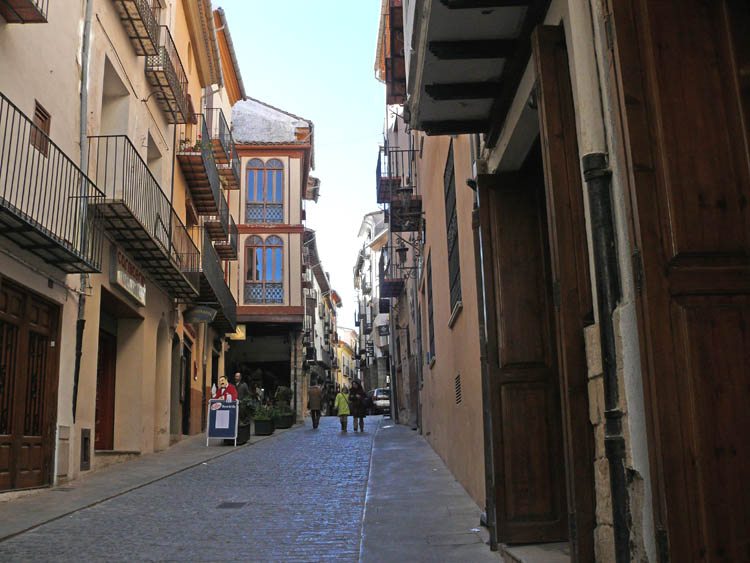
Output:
[
  {"xmin": 234, "ymin": 372, "xmax": 250, "ymax": 400},
  {"xmin": 334, "ymin": 386, "xmax": 351, "ymax": 432},
  {"xmin": 308, "ymin": 379, "xmax": 323, "ymax": 429},
  {"xmin": 349, "ymin": 380, "xmax": 367, "ymax": 432}
]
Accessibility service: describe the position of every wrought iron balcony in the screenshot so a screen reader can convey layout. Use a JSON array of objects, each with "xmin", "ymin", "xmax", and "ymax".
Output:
[
  {"xmin": 177, "ymin": 114, "xmax": 228, "ymax": 239},
  {"xmin": 87, "ymin": 135, "xmax": 199, "ymax": 298},
  {"xmin": 0, "ymin": 0, "xmax": 48, "ymax": 23},
  {"xmin": 0, "ymin": 92, "xmax": 103, "ymax": 273},
  {"xmin": 193, "ymin": 228, "xmax": 236, "ymax": 333},
  {"xmin": 111, "ymin": 0, "xmax": 161, "ymax": 56},
  {"xmin": 205, "ymin": 108, "xmax": 240, "ymax": 190},
  {"xmin": 145, "ymin": 25, "xmax": 189, "ymax": 124},
  {"xmin": 213, "ymin": 214, "xmax": 237, "ymax": 260},
  {"xmin": 377, "ymin": 146, "xmax": 417, "ymax": 204}
]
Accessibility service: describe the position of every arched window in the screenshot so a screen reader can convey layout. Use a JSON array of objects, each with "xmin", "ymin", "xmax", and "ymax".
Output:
[
  {"xmin": 246, "ymin": 158, "xmax": 284, "ymax": 223},
  {"xmin": 244, "ymin": 235, "xmax": 284, "ymax": 304}
]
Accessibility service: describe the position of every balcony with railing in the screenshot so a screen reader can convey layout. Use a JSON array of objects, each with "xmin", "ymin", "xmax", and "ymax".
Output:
[
  {"xmin": 0, "ymin": 0, "xmax": 48, "ymax": 23},
  {"xmin": 377, "ymin": 146, "xmax": 417, "ymax": 203},
  {"xmin": 145, "ymin": 25, "xmax": 189, "ymax": 124},
  {"xmin": 87, "ymin": 135, "xmax": 199, "ymax": 298},
  {"xmin": 112, "ymin": 0, "xmax": 161, "ymax": 56},
  {"xmin": 213, "ymin": 214, "xmax": 237, "ymax": 260},
  {"xmin": 192, "ymin": 228, "xmax": 236, "ymax": 333},
  {"xmin": 205, "ymin": 108, "xmax": 240, "ymax": 190},
  {"xmin": 176, "ymin": 114, "xmax": 229, "ymax": 240},
  {"xmin": 0, "ymin": 92, "xmax": 104, "ymax": 272}
]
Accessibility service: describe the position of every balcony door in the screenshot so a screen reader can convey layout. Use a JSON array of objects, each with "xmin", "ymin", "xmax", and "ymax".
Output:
[{"xmin": 0, "ymin": 278, "xmax": 60, "ymax": 492}]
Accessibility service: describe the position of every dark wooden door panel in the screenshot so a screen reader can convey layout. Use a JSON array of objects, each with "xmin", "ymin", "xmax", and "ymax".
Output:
[
  {"xmin": 0, "ymin": 278, "xmax": 58, "ymax": 492},
  {"xmin": 611, "ymin": 0, "xmax": 750, "ymax": 560},
  {"xmin": 95, "ymin": 331, "xmax": 116, "ymax": 451},
  {"xmin": 480, "ymin": 173, "xmax": 567, "ymax": 544},
  {"xmin": 533, "ymin": 24, "xmax": 596, "ymax": 562}
]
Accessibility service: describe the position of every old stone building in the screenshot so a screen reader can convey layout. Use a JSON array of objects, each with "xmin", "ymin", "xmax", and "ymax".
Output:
[{"xmin": 376, "ymin": 0, "xmax": 750, "ymax": 561}]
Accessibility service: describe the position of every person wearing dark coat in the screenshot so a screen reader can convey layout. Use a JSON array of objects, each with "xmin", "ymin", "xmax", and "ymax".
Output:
[{"xmin": 349, "ymin": 380, "xmax": 367, "ymax": 432}]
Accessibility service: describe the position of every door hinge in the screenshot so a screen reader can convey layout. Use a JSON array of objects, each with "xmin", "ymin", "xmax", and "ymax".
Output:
[
  {"xmin": 552, "ymin": 278, "xmax": 561, "ymax": 310},
  {"xmin": 605, "ymin": 12, "xmax": 615, "ymax": 52},
  {"xmin": 632, "ymin": 249, "xmax": 644, "ymax": 295},
  {"xmin": 656, "ymin": 525, "xmax": 670, "ymax": 563}
]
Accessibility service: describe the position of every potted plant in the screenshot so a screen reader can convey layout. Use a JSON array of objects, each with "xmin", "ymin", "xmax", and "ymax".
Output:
[
  {"xmin": 273, "ymin": 386, "xmax": 295, "ymax": 428},
  {"xmin": 253, "ymin": 405, "xmax": 274, "ymax": 436},
  {"xmin": 237, "ymin": 397, "xmax": 255, "ymax": 445}
]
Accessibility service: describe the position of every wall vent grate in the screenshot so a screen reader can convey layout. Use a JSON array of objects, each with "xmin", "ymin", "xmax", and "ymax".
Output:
[{"xmin": 455, "ymin": 374, "xmax": 462, "ymax": 405}]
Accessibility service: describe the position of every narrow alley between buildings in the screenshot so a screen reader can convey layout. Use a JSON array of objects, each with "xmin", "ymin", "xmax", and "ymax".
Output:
[{"xmin": 0, "ymin": 417, "xmax": 504, "ymax": 562}]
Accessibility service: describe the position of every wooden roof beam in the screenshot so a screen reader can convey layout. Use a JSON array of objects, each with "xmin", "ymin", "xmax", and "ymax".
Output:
[
  {"xmin": 425, "ymin": 82, "xmax": 502, "ymax": 100},
  {"xmin": 440, "ymin": 0, "xmax": 530, "ymax": 8},
  {"xmin": 429, "ymin": 39, "xmax": 518, "ymax": 60}
]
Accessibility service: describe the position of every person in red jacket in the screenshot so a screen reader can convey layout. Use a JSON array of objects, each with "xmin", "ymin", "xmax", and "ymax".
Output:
[{"xmin": 213, "ymin": 375, "xmax": 238, "ymax": 402}]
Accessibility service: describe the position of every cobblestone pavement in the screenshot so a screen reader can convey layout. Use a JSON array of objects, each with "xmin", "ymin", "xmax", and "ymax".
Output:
[{"xmin": 0, "ymin": 416, "xmax": 378, "ymax": 562}]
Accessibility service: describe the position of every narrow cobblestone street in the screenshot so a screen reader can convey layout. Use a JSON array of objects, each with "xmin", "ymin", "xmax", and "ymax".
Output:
[{"xmin": 0, "ymin": 417, "xmax": 497, "ymax": 562}]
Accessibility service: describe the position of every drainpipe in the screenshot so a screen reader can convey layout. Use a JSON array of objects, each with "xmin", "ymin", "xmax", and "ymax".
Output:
[
  {"xmin": 583, "ymin": 152, "xmax": 630, "ymax": 563},
  {"xmin": 292, "ymin": 330, "xmax": 298, "ymax": 420},
  {"xmin": 73, "ymin": 0, "xmax": 94, "ymax": 423}
]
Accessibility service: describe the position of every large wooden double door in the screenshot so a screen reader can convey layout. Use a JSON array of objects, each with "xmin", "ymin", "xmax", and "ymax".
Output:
[
  {"xmin": 0, "ymin": 278, "xmax": 59, "ymax": 492},
  {"xmin": 478, "ymin": 25, "xmax": 595, "ymax": 560},
  {"xmin": 610, "ymin": 1, "xmax": 750, "ymax": 560}
]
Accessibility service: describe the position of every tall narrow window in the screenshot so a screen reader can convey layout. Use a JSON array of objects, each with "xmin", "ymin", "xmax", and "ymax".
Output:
[
  {"xmin": 244, "ymin": 235, "xmax": 284, "ymax": 304},
  {"xmin": 246, "ymin": 158, "xmax": 284, "ymax": 223},
  {"xmin": 30, "ymin": 101, "xmax": 51, "ymax": 157},
  {"xmin": 427, "ymin": 255, "xmax": 435, "ymax": 362},
  {"xmin": 444, "ymin": 141, "xmax": 462, "ymax": 312}
]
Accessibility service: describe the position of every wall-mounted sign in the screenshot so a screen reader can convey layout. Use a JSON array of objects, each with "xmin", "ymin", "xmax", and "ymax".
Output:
[
  {"xmin": 377, "ymin": 325, "xmax": 390, "ymax": 336},
  {"xmin": 227, "ymin": 324, "xmax": 246, "ymax": 340},
  {"xmin": 110, "ymin": 247, "xmax": 146, "ymax": 306},
  {"xmin": 183, "ymin": 306, "xmax": 218, "ymax": 324}
]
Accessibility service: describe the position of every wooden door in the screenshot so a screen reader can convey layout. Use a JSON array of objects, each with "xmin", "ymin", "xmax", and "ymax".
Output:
[
  {"xmin": 478, "ymin": 165, "xmax": 568, "ymax": 543},
  {"xmin": 0, "ymin": 278, "xmax": 59, "ymax": 492},
  {"xmin": 609, "ymin": 1, "xmax": 750, "ymax": 560},
  {"xmin": 533, "ymin": 25, "xmax": 596, "ymax": 561},
  {"xmin": 95, "ymin": 331, "xmax": 116, "ymax": 451}
]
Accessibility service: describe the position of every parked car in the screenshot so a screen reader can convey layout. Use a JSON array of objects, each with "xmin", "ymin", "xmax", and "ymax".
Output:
[{"xmin": 367, "ymin": 388, "xmax": 391, "ymax": 415}]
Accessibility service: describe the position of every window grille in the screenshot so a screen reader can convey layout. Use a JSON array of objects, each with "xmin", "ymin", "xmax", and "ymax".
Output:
[
  {"xmin": 244, "ymin": 235, "xmax": 284, "ymax": 303},
  {"xmin": 444, "ymin": 141, "xmax": 462, "ymax": 312},
  {"xmin": 246, "ymin": 158, "xmax": 284, "ymax": 223}
]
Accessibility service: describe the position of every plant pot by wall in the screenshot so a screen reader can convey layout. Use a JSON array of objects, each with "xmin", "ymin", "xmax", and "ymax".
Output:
[
  {"xmin": 274, "ymin": 414, "xmax": 293, "ymax": 429},
  {"xmin": 237, "ymin": 424, "xmax": 251, "ymax": 445},
  {"xmin": 254, "ymin": 419, "xmax": 274, "ymax": 436}
]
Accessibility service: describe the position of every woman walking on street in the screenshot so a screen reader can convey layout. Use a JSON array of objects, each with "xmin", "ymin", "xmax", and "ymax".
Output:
[
  {"xmin": 349, "ymin": 380, "xmax": 367, "ymax": 432},
  {"xmin": 334, "ymin": 386, "xmax": 350, "ymax": 432}
]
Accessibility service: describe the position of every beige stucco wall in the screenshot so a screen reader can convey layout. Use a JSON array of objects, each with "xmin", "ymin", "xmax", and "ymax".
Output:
[{"xmin": 417, "ymin": 134, "xmax": 485, "ymax": 507}]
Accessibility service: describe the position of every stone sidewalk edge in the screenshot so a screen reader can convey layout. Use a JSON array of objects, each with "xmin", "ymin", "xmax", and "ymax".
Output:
[{"xmin": 0, "ymin": 423, "xmax": 304, "ymax": 543}]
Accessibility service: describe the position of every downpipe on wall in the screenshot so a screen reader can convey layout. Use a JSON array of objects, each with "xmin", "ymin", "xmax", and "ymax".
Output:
[
  {"xmin": 74, "ymin": 0, "xmax": 94, "ymax": 423},
  {"xmin": 583, "ymin": 152, "xmax": 630, "ymax": 563}
]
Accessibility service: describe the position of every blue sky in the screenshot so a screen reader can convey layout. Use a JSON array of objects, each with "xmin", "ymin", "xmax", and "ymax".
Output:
[{"xmin": 218, "ymin": 1, "xmax": 384, "ymax": 330}]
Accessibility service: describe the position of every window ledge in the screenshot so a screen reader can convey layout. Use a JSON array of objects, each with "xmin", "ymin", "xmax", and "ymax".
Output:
[{"xmin": 448, "ymin": 300, "xmax": 463, "ymax": 329}]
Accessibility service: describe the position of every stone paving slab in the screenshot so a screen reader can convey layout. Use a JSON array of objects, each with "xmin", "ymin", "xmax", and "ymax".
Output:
[
  {"xmin": 360, "ymin": 421, "xmax": 501, "ymax": 563},
  {"xmin": 0, "ymin": 424, "xmax": 299, "ymax": 542}
]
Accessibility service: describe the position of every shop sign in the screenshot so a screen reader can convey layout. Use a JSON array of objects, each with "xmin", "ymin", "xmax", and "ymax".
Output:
[
  {"xmin": 206, "ymin": 399, "xmax": 238, "ymax": 445},
  {"xmin": 228, "ymin": 324, "xmax": 246, "ymax": 341},
  {"xmin": 110, "ymin": 247, "xmax": 146, "ymax": 306},
  {"xmin": 377, "ymin": 325, "xmax": 390, "ymax": 336}
]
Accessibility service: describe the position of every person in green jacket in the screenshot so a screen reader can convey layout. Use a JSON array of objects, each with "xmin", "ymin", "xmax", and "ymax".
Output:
[{"xmin": 334, "ymin": 386, "xmax": 351, "ymax": 432}]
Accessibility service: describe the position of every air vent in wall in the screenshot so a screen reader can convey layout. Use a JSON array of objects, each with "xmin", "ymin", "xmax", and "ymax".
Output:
[{"xmin": 455, "ymin": 374, "xmax": 462, "ymax": 405}]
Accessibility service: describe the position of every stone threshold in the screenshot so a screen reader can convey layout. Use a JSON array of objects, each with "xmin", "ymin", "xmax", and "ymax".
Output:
[{"xmin": 501, "ymin": 542, "xmax": 571, "ymax": 563}]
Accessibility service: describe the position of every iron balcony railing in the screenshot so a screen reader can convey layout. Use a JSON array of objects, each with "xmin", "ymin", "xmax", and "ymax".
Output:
[
  {"xmin": 0, "ymin": 91, "xmax": 104, "ymax": 272},
  {"xmin": 213, "ymin": 213, "xmax": 237, "ymax": 260},
  {"xmin": 177, "ymin": 114, "xmax": 226, "ymax": 237},
  {"xmin": 377, "ymin": 146, "xmax": 417, "ymax": 204},
  {"xmin": 145, "ymin": 25, "xmax": 189, "ymax": 124},
  {"xmin": 0, "ymin": 0, "xmax": 48, "ymax": 23},
  {"xmin": 204, "ymin": 107, "xmax": 240, "ymax": 190},
  {"xmin": 195, "ymin": 228, "xmax": 236, "ymax": 332},
  {"xmin": 112, "ymin": 0, "xmax": 162, "ymax": 56},
  {"xmin": 87, "ymin": 135, "xmax": 199, "ymax": 297}
]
